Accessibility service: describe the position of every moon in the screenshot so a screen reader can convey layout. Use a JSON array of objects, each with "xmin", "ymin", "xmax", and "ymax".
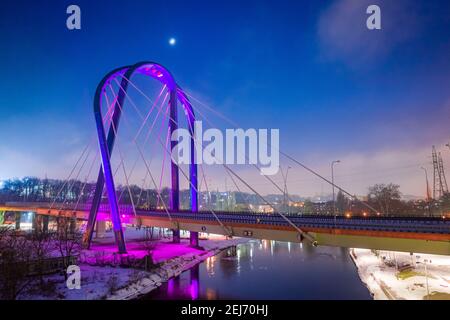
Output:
[{"xmin": 169, "ymin": 38, "xmax": 176, "ymax": 46}]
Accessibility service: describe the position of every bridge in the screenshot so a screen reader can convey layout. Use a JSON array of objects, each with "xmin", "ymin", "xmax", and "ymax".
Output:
[
  {"xmin": 2, "ymin": 61, "xmax": 449, "ymax": 256},
  {"xmin": 1, "ymin": 202, "xmax": 449, "ymax": 255}
]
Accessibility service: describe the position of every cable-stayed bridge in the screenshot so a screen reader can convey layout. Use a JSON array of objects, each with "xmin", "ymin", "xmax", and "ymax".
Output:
[
  {"xmin": 1, "ymin": 202, "xmax": 449, "ymax": 255},
  {"xmin": 1, "ymin": 61, "xmax": 449, "ymax": 255}
]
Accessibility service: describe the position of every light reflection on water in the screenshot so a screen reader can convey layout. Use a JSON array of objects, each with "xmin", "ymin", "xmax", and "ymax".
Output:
[{"xmin": 144, "ymin": 240, "xmax": 372, "ymax": 300}]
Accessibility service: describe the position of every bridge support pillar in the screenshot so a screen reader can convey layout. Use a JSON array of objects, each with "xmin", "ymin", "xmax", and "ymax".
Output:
[
  {"xmin": 69, "ymin": 218, "xmax": 76, "ymax": 233},
  {"xmin": 34, "ymin": 214, "xmax": 45, "ymax": 233},
  {"xmin": 226, "ymin": 245, "xmax": 237, "ymax": 257},
  {"xmin": 172, "ymin": 229, "xmax": 180, "ymax": 243},
  {"xmin": 32, "ymin": 213, "xmax": 38, "ymax": 231},
  {"xmin": 56, "ymin": 217, "xmax": 61, "ymax": 233},
  {"xmin": 42, "ymin": 215, "xmax": 49, "ymax": 233},
  {"xmin": 96, "ymin": 220, "xmax": 106, "ymax": 238},
  {"xmin": 15, "ymin": 212, "xmax": 21, "ymax": 230},
  {"xmin": 190, "ymin": 231, "xmax": 199, "ymax": 247}
]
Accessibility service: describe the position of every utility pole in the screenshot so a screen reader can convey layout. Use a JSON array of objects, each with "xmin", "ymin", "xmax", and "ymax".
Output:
[
  {"xmin": 280, "ymin": 166, "xmax": 291, "ymax": 214},
  {"xmin": 420, "ymin": 167, "xmax": 431, "ymax": 201},
  {"xmin": 421, "ymin": 167, "xmax": 432, "ymax": 217},
  {"xmin": 438, "ymin": 152, "xmax": 448, "ymax": 194},
  {"xmin": 331, "ymin": 160, "xmax": 340, "ymax": 217},
  {"xmin": 431, "ymin": 146, "xmax": 448, "ymax": 199},
  {"xmin": 424, "ymin": 259, "xmax": 430, "ymax": 299}
]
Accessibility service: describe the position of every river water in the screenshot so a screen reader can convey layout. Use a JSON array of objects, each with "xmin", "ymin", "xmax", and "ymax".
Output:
[{"xmin": 145, "ymin": 239, "xmax": 372, "ymax": 300}]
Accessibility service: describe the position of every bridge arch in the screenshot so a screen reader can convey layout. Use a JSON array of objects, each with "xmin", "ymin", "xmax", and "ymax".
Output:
[{"xmin": 84, "ymin": 61, "xmax": 198, "ymax": 253}]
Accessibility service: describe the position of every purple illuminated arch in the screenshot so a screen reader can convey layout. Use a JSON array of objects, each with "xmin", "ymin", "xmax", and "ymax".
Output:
[{"xmin": 83, "ymin": 62, "xmax": 198, "ymax": 253}]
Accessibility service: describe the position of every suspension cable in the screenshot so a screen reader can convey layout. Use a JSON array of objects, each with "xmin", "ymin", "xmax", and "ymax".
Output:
[
  {"xmin": 108, "ymin": 86, "xmax": 175, "ymax": 225},
  {"xmin": 50, "ymin": 89, "xmax": 118, "ymax": 210},
  {"xmin": 118, "ymin": 75, "xmax": 232, "ymax": 235},
  {"xmin": 107, "ymin": 84, "xmax": 168, "ymax": 209},
  {"xmin": 183, "ymin": 90, "xmax": 380, "ymax": 214}
]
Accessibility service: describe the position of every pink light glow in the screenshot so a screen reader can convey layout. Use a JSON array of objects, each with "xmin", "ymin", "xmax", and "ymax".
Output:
[
  {"xmin": 189, "ymin": 279, "xmax": 199, "ymax": 300},
  {"xmin": 147, "ymin": 67, "xmax": 164, "ymax": 78},
  {"xmin": 87, "ymin": 239, "xmax": 205, "ymax": 263},
  {"xmin": 167, "ymin": 278, "xmax": 175, "ymax": 297}
]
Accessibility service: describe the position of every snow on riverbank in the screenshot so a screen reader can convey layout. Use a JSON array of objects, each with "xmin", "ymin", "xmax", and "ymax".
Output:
[
  {"xmin": 107, "ymin": 236, "xmax": 249, "ymax": 300},
  {"xmin": 350, "ymin": 248, "xmax": 450, "ymax": 300},
  {"xmin": 18, "ymin": 228, "xmax": 249, "ymax": 300}
]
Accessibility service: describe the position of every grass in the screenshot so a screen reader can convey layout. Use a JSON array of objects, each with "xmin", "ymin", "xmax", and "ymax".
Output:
[
  {"xmin": 396, "ymin": 270, "xmax": 424, "ymax": 280},
  {"xmin": 423, "ymin": 292, "xmax": 450, "ymax": 300},
  {"xmin": 396, "ymin": 269, "xmax": 437, "ymax": 280}
]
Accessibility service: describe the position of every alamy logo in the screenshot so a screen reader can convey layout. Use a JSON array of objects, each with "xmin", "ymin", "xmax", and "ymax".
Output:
[
  {"xmin": 66, "ymin": 5, "xmax": 81, "ymax": 30},
  {"xmin": 171, "ymin": 121, "xmax": 280, "ymax": 175},
  {"xmin": 66, "ymin": 265, "xmax": 81, "ymax": 289},
  {"xmin": 366, "ymin": 5, "xmax": 381, "ymax": 30}
]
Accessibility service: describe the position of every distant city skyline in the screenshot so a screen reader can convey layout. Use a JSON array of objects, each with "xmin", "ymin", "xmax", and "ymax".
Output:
[{"xmin": 1, "ymin": 0, "xmax": 450, "ymax": 197}]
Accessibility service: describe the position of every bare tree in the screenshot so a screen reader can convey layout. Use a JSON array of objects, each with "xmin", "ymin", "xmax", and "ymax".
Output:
[
  {"xmin": 55, "ymin": 220, "xmax": 82, "ymax": 280},
  {"xmin": 368, "ymin": 183, "xmax": 402, "ymax": 215},
  {"xmin": 27, "ymin": 230, "xmax": 54, "ymax": 288},
  {"xmin": 142, "ymin": 228, "xmax": 156, "ymax": 270},
  {"xmin": 0, "ymin": 229, "xmax": 33, "ymax": 299}
]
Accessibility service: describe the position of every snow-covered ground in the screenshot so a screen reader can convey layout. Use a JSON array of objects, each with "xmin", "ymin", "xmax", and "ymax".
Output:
[
  {"xmin": 17, "ymin": 227, "xmax": 249, "ymax": 300},
  {"xmin": 351, "ymin": 248, "xmax": 450, "ymax": 300}
]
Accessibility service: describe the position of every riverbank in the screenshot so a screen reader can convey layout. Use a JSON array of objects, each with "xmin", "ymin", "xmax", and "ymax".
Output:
[
  {"xmin": 17, "ymin": 228, "xmax": 249, "ymax": 300},
  {"xmin": 107, "ymin": 236, "xmax": 249, "ymax": 300},
  {"xmin": 350, "ymin": 248, "xmax": 450, "ymax": 300}
]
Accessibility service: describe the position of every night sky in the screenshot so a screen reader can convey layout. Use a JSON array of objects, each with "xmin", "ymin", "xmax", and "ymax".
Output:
[{"xmin": 1, "ymin": 0, "xmax": 450, "ymax": 197}]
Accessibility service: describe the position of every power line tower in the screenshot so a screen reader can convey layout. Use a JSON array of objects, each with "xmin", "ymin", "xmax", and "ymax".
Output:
[
  {"xmin": 438, "ymin": 152, "xmax": 448, "ymax": 194},
  {"xmin": 432, "ymin": 146, "xmax": 448, "ymax": 199},
  {"xmin": 432, "ymin": 146, "xmax": 441, "ymax": 199}
]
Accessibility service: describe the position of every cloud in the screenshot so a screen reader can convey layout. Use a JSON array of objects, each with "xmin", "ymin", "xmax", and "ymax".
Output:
[{"xmin": 317, "ymin": 0, "xmax": 420, "ymax": 67}]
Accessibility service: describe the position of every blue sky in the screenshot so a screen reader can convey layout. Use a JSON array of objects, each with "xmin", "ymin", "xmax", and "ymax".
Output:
[{"xmin": 1, "ymin": 0, "xmax": 450, "ymax": 197}]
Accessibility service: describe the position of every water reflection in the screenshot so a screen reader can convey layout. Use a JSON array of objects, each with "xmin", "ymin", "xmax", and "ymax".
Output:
[
  {"xmin": 165, "ymin": 264, "xmax": 200, "ymax": 300},
  {"xmin": 145, "ymin": 240, "xmax": 371, "ymax": 300}
]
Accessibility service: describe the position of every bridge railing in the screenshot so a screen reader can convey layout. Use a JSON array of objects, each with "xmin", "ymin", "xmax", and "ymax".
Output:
[
  {"xmin": 3, "ymin": 202, "xmax": 135, "ymax": 215},
  {"xmin": 3, "ymin": 202, "xmax": 449, "ymax": 234}
]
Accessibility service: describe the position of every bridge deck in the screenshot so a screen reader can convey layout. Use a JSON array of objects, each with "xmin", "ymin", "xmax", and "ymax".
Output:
[{"xmin": 2, "ymin": 202, "xmax": 449, "ymax": 254}]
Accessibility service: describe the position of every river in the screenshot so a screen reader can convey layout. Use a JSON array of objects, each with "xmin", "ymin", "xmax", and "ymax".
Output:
[{"xmin": 144, "ymin": 239, "xmax": 372, "ymax": 300}]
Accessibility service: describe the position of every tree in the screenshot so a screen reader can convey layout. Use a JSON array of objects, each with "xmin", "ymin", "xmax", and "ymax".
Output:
[
  {"xmin": 142, "ymin": 228, "xmax": 156, "ymax": 270},
  {"xmin": 55, "ymin": 221, "xmax": 82, "ymax": 280},
  {"xmin": 27, "ymin": 230, "xmax": 54, "ymax": 288},
  {"xmin": 303, "ymin": 199, "xmax": 314, "ymax": 214},
  {"xmin": 368, "ymin": 183, "xmax": 402, "ymax": 215},
  {"xmin": 439, "ymin": 193, "xmax": 450, "ymax": 213},
  {"xmin": 0, "ymin": 228, "xmax": 33, "ymax": 299},
  {"xmin": 335, "ymin": 191, "xmax": 349, "ymax": 214}
]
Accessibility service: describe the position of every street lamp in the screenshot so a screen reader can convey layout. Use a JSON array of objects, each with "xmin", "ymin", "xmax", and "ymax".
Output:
[
  {"xmin": 331, "ymin": 160, "xmax": 341, "ymax": 217},
  {"xmin": 281, "ymin": 166, "xmax": 291, "ymax": 214},
  {"xmin": 423, "ymin": 259, "xmax": 430, "ymax": 299},
  {"xmin": 420, "ymin": 167, "xmax": 431, "ymax": 216}
]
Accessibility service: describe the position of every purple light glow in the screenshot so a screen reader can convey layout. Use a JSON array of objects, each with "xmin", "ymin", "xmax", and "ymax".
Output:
[
  {"xmin": 167, "ymin": 278, "xmax": 175, "ymax": 297},
  {"xmin": 87, "ymin": 240, "xmax": 204, "ymax": 264},
  {"xmin": 189, "ymin": 279, "xmax": 199, "ymax": 300},
  {"xmin": 90, "ymin": 61, "xmax": 199, "ymax": 253}
]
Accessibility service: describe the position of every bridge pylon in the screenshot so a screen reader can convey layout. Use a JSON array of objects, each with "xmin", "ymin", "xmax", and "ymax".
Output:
[{"xmin": 83, "ymin": 62, "xmax": 199, "ymax": 253}]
